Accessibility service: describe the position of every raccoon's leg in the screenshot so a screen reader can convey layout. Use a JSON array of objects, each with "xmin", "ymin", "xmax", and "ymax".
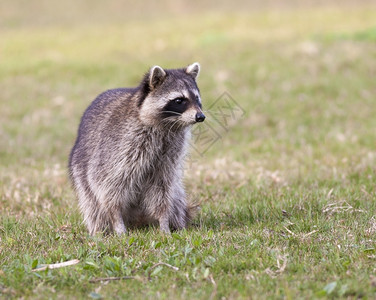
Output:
[
  {"xmin": 159, "ymin": 215, "xmax": 171, "ymax": 234},
  {"xmin": 91, "ymin": 190, "xmax": 127, "ymax": 234},
  {"xmin": 83, "ymin": 201, "xmax": 101, "ymax": 235},
  {"xmin": 169, "ymin": 184, "xmax": 189, "ymax": 230},
  {"xmin": 111, "ymin": 208, "xmax": 127, "ymax": 234},
  {"xmin": 142, "ymin": 185, "xmax": 172, "ymax": 234},
  {"xmin": 81, "ymin": 192, "xmax": 113, "ymax": 235},
  {"xmin": 71, "ymin": 166, "xmax": 104, "ymax": 235}
]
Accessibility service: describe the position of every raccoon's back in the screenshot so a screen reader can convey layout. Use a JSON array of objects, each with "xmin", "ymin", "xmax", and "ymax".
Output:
[{"xmin": 69, "ymin": 88, "xmax": 136, "ymax": 171}]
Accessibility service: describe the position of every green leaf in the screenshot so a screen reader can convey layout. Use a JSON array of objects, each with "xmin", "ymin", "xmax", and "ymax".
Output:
[
  {"xmin": 172, "ymin": 233, "xmax": 183, "ymax": 240},
  {"xmin": 151, "ymin": 266, "xmax": 163, "ymax": 276},
  {"xmin": 323, "ymin": 281, "xmax": 337, "ymax": 295},
  {"xmin": 84, "ymin": 261, "xmax": 99, "ymax": 269},
  {"xmin": 203, "ymin": 268, "xmax": 210, "ymax": 279},
  {"xmin": 338, "ymin": 284, "xmax": 348, "ymax": 297},
  {"xmin": 342, "ymin": 260, "xmax": 350, "ymax": 268},
  {"xmin": 184, "ymin": 245, "xmax": 193, "ymax": 257},
  {"xmin": 88, "ymin": 292, "xmax": 102, "ymax": 299},
  {"xmin": 32, "ymin": 272, "xmax": 42, "ymax": 279},
  {"xmin": 31, "ymin": 259, "xmax": 38, "ymax": 269},
  {"xmin": 363, "ymin": 248, "xmax": 375, "ymax": 253},
  {"xmin": 194, "ymin": 256, "xmax": 202, "ymax": 265},
  {"xmin": 315, "ymin": 290, "xmax": 326, "ymax": 297},
  {"xmin": 204, "ymin": 256, "xmax": 216, "ymax": 267},
  {"xmin": 193, "ymin": 237, "xmax": 202, "ymax": 247},
  {"xmin": 128, "ymin": 237, "xmax": 135, "ymax": 246}
]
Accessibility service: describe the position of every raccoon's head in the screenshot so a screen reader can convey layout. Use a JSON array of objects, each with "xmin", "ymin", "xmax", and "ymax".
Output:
[{"xmin": 138, "ymin": 63, "xmax": 205, "ymax": 127}]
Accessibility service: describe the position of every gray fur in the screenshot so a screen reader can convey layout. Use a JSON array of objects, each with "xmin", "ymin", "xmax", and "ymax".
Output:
[{"xmin": 69, "ymin": 63, "xmax": 204, "ymax": 235}]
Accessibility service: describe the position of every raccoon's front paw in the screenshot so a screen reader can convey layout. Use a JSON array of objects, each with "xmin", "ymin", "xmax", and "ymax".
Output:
[
  {"xmin": 159, "ymin": 217, "xmax": 171, "ymax": 234},
  {"xmin": 160, "ymin": 227, "xmax": 171, "ymax": 235},
  {"xmin": 113, "ymin": 222, "xmax": 127, "ymax": 235}
]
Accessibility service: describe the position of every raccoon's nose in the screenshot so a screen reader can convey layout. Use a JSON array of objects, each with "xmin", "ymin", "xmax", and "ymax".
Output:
[{"xmin": 195, "ymin": 112, "xmax": 206, "ymax": 122}]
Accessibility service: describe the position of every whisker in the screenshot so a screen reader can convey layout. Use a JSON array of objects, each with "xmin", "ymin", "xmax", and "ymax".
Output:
[
  {"xmin": 162, "ymin": 111, "xmax": 183, "ymax": 116},
  {"xmin": 167, "ymin": 119, "xmax": 183, "ymax": 137},
  {"xmin": 165, "ymin": 119, "xmax": 184, "ymax": 139},
  {"xmin": 159, "ymin": 111, "xmax": 188, "ymax": 139}
]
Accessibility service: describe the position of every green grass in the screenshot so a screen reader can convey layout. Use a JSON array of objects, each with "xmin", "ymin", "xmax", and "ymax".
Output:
[{"xmin": 1, "ymin": 1, "xmax": 376, "ymax": 299}]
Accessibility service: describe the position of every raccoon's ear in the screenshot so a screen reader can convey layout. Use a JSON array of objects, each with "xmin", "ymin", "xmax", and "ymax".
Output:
[
  {"xmin": 149, "ymin": 66, "xmax": 167, "ymax": 89},
  {"xmin": 186, "ymin": 62, "xmax": 200, "ymax": 79}
]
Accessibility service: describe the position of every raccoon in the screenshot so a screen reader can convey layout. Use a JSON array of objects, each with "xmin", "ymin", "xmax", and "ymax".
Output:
[{"xmin": 68, "ymin": 63, "xmax": 204, "ymax": 235}]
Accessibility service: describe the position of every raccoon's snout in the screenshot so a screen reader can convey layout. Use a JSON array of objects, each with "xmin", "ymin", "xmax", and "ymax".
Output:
[{"xmin": 195, "ymin": 112, "xmax": 205, "ymax": 122}]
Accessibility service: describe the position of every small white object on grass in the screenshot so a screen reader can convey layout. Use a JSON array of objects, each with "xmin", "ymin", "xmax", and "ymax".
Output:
[{"xmin": 32, "ymin": 259, "xmax": 80, "ymax": 272}]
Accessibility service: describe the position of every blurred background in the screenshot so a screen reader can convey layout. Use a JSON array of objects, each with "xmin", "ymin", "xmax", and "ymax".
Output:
[{"xmin": 1, "ymin": 0, "xmax": 376, "ymax": 215}]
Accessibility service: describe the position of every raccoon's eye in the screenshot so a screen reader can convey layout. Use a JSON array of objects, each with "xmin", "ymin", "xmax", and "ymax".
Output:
[{"xmin": 174, "ymin": 98, "xmax": 185, "ymax": 104}]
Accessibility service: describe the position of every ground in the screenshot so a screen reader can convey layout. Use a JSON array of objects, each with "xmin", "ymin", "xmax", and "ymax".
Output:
[{"xmin": 0, "ymin": 0, "xmax": 376, "ymax": 299}]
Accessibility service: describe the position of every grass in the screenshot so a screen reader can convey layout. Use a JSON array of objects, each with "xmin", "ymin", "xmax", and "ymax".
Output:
[{"xmin": 1, "ymin": 0, "xmax": 376, "ymax": 299}]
